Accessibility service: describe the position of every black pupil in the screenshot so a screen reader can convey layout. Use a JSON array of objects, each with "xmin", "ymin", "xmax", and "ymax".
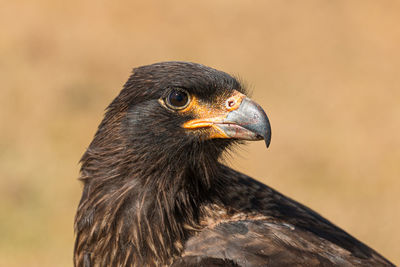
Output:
[{"xmin": 168, "ymin": 90, "xmax": 188, "ymax": 108}]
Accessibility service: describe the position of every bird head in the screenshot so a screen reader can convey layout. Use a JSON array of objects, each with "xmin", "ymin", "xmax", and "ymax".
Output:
[
  {"xmin": 84, "ymin": 62, "xmax": 271, "ymax": 182},
  {"xmin": 110, "ymin": 62, "xmax": 270, "ymax": 155}
]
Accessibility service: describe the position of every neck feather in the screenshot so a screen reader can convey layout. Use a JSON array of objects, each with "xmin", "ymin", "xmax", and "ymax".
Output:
[{"xmin": 74, "ymin": 123, "xmax": 225, "ymax": 266}]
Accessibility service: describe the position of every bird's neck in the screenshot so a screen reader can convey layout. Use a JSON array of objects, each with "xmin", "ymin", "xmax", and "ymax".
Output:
[{"xmin": 74, "ymin": 139, "xmax": 224, "ymax": 266}]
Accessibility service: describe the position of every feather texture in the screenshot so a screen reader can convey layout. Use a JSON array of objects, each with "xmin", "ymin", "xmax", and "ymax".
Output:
[{"xmin": 74, "ymin": 62, "xmax": 394, "ymax": 267}]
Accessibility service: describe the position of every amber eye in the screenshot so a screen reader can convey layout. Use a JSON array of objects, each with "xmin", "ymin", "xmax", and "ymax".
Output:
[{"xmin": 166, "ymin": 89, "xmax": 190, "ymax": 110}]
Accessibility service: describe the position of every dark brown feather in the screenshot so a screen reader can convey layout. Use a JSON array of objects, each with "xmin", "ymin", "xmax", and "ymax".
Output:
[
  {"xmin": 178, "ymin": 166, "xmax": 393, "ymax": 267},
  {"xmin": 74, "ymin": 62, "xmax": 394, "ymax": 267}
]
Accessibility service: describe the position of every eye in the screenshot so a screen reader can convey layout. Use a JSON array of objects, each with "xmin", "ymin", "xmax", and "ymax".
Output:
[{"xmin": 165, "ymin": 89, "xmax": 190, "ymax": 110}]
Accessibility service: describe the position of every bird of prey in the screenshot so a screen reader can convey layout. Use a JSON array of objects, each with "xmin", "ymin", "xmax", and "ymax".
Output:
[{"xmin": 74, "ymin": 62, "xmax": 394, "ymax": 266}]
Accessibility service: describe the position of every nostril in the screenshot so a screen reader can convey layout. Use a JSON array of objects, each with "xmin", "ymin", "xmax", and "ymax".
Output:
[{"xmin": 227, "ymin": 99, "xmax": 235, "ymax": 108}]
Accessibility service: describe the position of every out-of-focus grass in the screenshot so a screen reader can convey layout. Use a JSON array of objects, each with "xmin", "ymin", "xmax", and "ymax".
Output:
[{"xmin": 0, "ymin": 0, "xmax": 399, "ymax": 266}]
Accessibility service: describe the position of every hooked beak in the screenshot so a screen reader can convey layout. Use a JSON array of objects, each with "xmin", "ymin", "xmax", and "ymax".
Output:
[{"xmin": 183, "ymin": 93, "xmax": 271, "ymax": 148}]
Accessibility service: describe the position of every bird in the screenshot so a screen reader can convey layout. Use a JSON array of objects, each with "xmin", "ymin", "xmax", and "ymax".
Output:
[{"xmin": 74, "ymin": 61, "xmax": 394, "ymax": 267}]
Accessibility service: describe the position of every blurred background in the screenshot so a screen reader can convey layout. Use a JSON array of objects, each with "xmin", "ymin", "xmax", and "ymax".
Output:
[{"xmin": 1, "ymin": 0, "xmax": 399, "ymax": 266}]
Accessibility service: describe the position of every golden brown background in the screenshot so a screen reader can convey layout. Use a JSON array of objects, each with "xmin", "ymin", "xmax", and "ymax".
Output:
[{"xmin": 1, "ymin": 0, "xmax": 399, "ymax": 266}]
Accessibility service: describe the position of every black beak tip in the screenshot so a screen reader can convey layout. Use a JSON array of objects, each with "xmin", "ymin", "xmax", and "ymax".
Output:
[
  {"xmin": 258, "ymin": 106, "xmax": 271, "ymax": 149},
  {"xmin": 263, "ymin": 123, "xmax": 272, "ymax": 148},
  {"xmin": 265, "ymin": 134, "xmax": 271, "ymax": 148}
]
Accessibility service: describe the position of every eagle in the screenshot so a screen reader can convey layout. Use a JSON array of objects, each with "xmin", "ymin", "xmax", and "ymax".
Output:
[{"xmin": 74, "ymin": 62, "xmax": 394, "ymax": 266}]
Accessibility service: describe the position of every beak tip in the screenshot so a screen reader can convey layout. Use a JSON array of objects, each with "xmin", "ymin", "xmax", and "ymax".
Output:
[
  {"xmin": 265, "ymin": 137, "xmax": 271, "ymax": 148},
  {"xmin": 262, "ymin": 117, "xmax": 272, "ymax": 149}
]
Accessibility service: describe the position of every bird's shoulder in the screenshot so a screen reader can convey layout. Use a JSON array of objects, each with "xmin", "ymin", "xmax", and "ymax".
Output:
[
  {"xmin": 176, "ymin": 166, "xmax": 394, "ymax": 266},
  {"xmin": 181, "ymin": 218, "xmax": 397, "ymax": 266}
]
